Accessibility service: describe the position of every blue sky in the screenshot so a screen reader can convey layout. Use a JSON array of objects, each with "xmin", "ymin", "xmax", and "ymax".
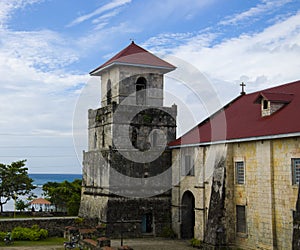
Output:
[{"xmin": 0, "ymin": 0, "xmax": 299, "ymax": 173}]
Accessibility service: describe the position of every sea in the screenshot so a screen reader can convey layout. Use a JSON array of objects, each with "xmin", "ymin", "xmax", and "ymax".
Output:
[{"xmin": 3, "ymin": 173, "xmax": 82, "ymax": 211}]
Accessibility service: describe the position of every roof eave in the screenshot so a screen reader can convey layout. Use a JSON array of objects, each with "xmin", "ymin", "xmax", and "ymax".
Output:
[
  {"xmin": 90, "ymin": 61, "xmax": 176, "ymax": 76},
  {"xmin": 168, "ymin": 132, "xmax": 300, "ymax": 149}
]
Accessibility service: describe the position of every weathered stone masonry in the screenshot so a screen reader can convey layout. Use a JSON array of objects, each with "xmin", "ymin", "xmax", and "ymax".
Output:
[{"xmin": 79, "ymin": 42, "xmax": 177, "ymax": 237}]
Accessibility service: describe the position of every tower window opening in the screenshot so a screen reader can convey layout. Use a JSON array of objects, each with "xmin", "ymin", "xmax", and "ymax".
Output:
[
  {"xmin": 107, "ymin": 80, "xmax": 112, "ymax": 105},
  {"xmin": 136, "ymin": 77, "xmax": 147, "ymax": 105},
  {"xmin": 102, "ymin": 129, "xmax": 105, "ymax": 148},
  {"xmin": 94, "ymin": 132, "xmax": 97, "ymax": 149}
]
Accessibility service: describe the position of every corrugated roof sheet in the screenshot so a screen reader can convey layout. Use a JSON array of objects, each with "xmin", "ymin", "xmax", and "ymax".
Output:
[{"xmin": 169, "ymin": 80, "xmax": 300, "ymax": 147}]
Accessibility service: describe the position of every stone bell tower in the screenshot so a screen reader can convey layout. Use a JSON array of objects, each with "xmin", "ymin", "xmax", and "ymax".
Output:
[{"xmin": 79, "ymin": 42, "xmax": 177, "ymax": 237}]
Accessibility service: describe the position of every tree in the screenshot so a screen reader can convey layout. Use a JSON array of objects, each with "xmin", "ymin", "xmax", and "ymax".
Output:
[
  {"xmin": 16, "ymin": 199, "xmax": 30, "ymax": 211},
  {"xmin": 0, "ymin": 160, "xmax": 35, "ymax": 213},
  {"xmin": 42, "ymin": 179, "xmax": 82, "ymax": 215}
]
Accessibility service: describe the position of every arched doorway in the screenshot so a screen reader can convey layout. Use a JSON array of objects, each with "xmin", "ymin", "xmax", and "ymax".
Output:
[{"xmin": 181, "ymin": 191, "xmax": 195, "ymax": 239}]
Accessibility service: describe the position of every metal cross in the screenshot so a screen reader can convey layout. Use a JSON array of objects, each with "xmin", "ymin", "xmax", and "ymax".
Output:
[{"xmin": 240, "ymin": 82, "xmax": 246, "ymax": 95}]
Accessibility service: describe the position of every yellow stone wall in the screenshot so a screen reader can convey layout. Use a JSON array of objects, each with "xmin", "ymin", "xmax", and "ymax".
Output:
[{"xmin": 171, "ymin": 137, "xmax": 300, "ymax": 249}]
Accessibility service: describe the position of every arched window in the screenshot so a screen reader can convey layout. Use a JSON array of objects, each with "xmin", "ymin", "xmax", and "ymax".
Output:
[
  {"xmin": 107, "ymin": 80, "xmax": 112, "ymax": 105},
  {"xmin": 136, "ymin": 77, "xmax": 147, "ymax": 105}
]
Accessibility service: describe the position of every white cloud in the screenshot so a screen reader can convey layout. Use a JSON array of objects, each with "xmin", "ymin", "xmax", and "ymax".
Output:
[
  {"xmin": 219, "ymin": 0, "xmax": 293, "ymax": 26},
  {"xmin": 0, "ymin": 25, "xmax": 89, "ymax": 138},
  {"xmin": 92, "ymin": 9, "xmax": 121, "ymax": 24},
  {"xmin": 0, "ymin": 29, "xmax": 80, "ymax": 72},
  {"xmin": 0, "ymin": 16, "xmax": 91, "ymax": 173},
  {"xmin": 169, "ymin": 11, "xmax": 300, "ymax": 94},
  {"xmin": 0, "ymin": 0, "xmax": 43, "ymax": 28},
  {"xmin": 67, "ymin": 0, "xmax": 131, "ymax": 27}
]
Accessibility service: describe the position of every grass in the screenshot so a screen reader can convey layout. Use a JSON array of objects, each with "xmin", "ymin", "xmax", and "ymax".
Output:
[{"xmin": 0, "ymin": 237, "xmax": 65, "ymax": 247}]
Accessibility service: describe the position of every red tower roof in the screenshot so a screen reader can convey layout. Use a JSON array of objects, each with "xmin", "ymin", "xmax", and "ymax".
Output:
[{"xmin": 90, "ymin": 41, "xmax": 176, "ymax": 75}]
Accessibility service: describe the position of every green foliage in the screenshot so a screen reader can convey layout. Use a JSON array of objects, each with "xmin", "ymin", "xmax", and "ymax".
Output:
[
  {"xmin": 16, "ymin": 199, "xmax": 30, "ymax": 211},
  {"xmin": 0, "ymin": 231, "xmax": 6, "ymax": 241},
  {"xmin": 190, "ymin": 238, "xmax": 202, "ymax": 248},
  {"xmin": 75, "ymin": 217, "xmax": 84, "ymax": 224},
  {"xmin": 0, "ymin": 160, "xmax": 35, "ymax": 212},
  {"xmin": 143, "ymin": 114, "xmax": 153, "ymax": 123},
  {"xmin": 160, "ymin": 226, "xmax": 177, "ymax": 239},
  {"xmin": 11, "ymin": 225, "xmax": 48, "ymax": 241},
  {"xmin": 43, "ymin": 178, "xmax": 82, "ymax": 215}
]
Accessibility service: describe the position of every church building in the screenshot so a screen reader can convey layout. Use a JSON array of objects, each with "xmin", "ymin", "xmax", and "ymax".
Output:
[
  {"xmin": 169, "ymin": 80, "xmax": 300, "ymax": 249},
  {"xmin": 79, "ymin": 41, "xmax": 300, "ymax": 249},
  {"xmin": 79, "ymin": 42, "xmax": 177, "ymax": 237}
]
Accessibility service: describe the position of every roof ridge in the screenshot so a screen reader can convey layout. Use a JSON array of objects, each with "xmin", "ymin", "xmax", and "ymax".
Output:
[
  {"xmin": 111, "ymin": 41, "xmax": 147, "ymax": 59},
  {"xmin": 259, "ymin": 79, "xmax": 300, "ymax": 92},
  {"xmin": 90, "ymin": 42, "xmax": 175, "ymax": 75}
]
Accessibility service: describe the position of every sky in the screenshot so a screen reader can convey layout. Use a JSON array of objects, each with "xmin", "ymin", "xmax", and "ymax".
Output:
[{"xmin": 0, "ymin": 0, "xmax": 299, "ymax": 174}]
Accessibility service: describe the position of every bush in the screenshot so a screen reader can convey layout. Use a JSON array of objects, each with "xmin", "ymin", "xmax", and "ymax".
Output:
[
  {"xmin": 160, "ymin": 226, "xmax": 177, "ymax": 239},
  {"xmin": 75, "ymin": 217, "xmax": 84, "ymax": 224},
  {"xmin": 0, "ymin": 231, "xmax": 6, "ymax": 241},
  {"xmin": 11, "ymin": 225, "xmax": 48, "ymax": 241},
  {"xmin": 190, "ymin": 238, "xmax": 202, "ymax": 248}
]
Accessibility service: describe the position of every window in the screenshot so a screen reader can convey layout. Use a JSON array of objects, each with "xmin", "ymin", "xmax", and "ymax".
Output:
[
  {"xmin": 107, "ymin": 80, "xmax": 112, "ymax": 105},
  {"xmin": 235, "ymin": 161, "xmax": 245, "ymax": 184},
  {"xmin": 136, "ymin": 77, "xmax": 147, "ymax": 105},
  {"xmin": 236, "ymin": 205, "xmax": 247, "ymax": 234},
  {"xmin": 292, "ymin": 158, "xmax": 300, "ymax": 185},
  {"xmin": 181, "ymin": 155, "xmax": 194, "ymax": 176},
  {"xmin": 102, "ymin": 129, "xmax": 105, "ymax": 148},
  {"xmin": 263, "ymin": 100, "xmax": 268, "ymax": 110},
  {"xmin": 94, "ymin": 133, "xmax": 97, "ymax": 149}
]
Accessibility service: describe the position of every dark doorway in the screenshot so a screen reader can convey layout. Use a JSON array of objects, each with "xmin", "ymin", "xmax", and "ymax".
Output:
[
  {"xmin": 181, "ymin": 191, "xmax": 195, "ymax": 239},
  {"xmin": 141, "ymin": 213, "xmax": 153, "ymax": 233}
]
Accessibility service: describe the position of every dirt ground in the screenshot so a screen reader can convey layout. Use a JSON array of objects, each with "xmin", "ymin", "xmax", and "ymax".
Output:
[{"xmin": 1, "ymin": 238, "xmax": 194, "ymax": 250}]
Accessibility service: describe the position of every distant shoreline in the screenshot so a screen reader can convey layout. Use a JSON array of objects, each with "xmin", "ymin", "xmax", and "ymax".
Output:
[{"xmin": 3, "ymin": 173, "xmax": 82, "ymax": 212}]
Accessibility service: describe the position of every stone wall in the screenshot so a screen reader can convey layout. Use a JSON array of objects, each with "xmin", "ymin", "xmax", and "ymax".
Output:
[
  {"xmin": 204, "ymin": 156, "xmax": 226, "ymax": 246},
  {"xmin": 0, "ymin": 217, "xmax": 97, "ymax": 237},
  {"xmin": 172, "ymin": 137, "xmax": 300, "ymax": 249},
  {"xmin": 100, "ymin": 68, "xmax": 165, "ymax": 107},
  {"xmin": 105, "ymin": 195, "xmax": 171, "ymax": 237}
]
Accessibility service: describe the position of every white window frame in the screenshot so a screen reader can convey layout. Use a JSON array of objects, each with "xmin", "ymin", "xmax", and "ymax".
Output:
[
  {"xmin": 235, "ymin": 161, "xmax": 245, "ymax": 185},
  {"xmin": 181, "ymin": 155, "xmax": 194, "ymax": 176},
  {"xmin": 292, "ymin": 158, "xmax": 300, "ymax": 185}
]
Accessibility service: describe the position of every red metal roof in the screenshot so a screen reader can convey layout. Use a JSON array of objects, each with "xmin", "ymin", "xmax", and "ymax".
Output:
[
  {"xmin": 169, "ymin": 80, "xmax": 300, "ymax": 147},
  {"xmin": 254, "ymin": 92, "xmax": 294, "ymax": 103},
  {"xmin": 90, "ymin": 41, "xmax": 176, "ymax": 75}
]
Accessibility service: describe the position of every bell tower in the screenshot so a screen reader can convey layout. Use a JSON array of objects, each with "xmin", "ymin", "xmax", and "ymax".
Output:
[{"xmin": 79, "ymin": 42, "xmax": 177, "ymax": 237}]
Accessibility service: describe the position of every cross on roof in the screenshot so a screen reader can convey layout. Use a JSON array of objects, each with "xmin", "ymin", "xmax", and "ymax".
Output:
[{"xmin": 240, "ymin": 82, "xmax": 246, "ymax": 95}]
